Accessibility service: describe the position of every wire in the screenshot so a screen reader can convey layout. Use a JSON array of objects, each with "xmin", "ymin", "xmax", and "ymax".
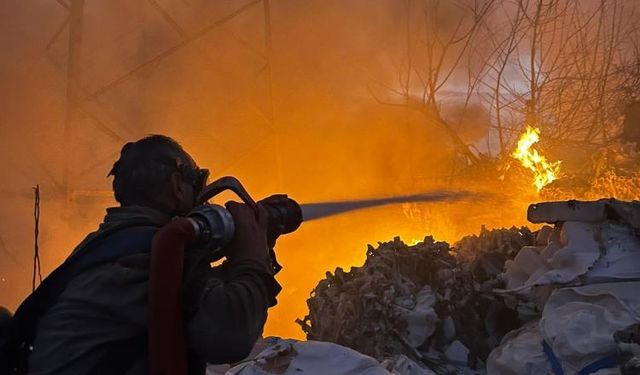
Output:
[{"xmin": 32, "ymin": 185, "xmax": 42, "ymax": 291}]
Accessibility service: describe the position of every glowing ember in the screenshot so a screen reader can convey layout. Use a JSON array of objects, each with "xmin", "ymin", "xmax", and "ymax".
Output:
[
  {"xmin": 512, "ymin": 126, "xmax": 561, "ymax": 191},
  {"xmin": 408, "ymin": 238, "xmax": 423, "ymax": 245}
]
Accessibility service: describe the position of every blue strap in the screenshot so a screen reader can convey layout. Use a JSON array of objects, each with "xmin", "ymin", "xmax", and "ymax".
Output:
[
  {"xmin": 543, "ymin": 340, "xmax": 564, "ymax": 375},
  {"xmin": 71, "ymin": 226, "xmax": 158, "ymax": 271},
  {"xmin": 577, "ymin": 354, "xmax": 618, "ymax": 375},
  {"xmin": 543, "ymin": 340, "xmax": 618, "ymax": 375},
  {"xmin": 12, "ymin": 226, "xmax": 158, "ymax": 341},
  {"xmin": 7, "ymin": 225, "xmax": 158, "ymax": 373}
]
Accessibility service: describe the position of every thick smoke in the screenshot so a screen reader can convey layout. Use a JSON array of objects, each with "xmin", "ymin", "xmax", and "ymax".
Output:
[{"xmin": 0, "ymin": 0, "xmax": 528, "ymax": 338}]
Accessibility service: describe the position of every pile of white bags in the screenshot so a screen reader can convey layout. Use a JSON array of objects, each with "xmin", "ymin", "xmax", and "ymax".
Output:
[{"xmin": 490, "ymin": 200, "xmax": 640, "ymax": 375}]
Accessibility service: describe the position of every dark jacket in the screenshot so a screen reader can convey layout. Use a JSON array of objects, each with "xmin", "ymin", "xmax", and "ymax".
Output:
[{"xmin": 26, "ymin": 206, "xmax": 281, "ymax": 375}]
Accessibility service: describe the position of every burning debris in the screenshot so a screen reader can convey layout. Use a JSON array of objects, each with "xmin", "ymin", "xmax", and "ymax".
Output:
[
  {"xmin": 295, "ymin": 227, "xmax": 535, "ymax": 372},
  {"xmin": 287, "ymin": 199, "xmax": 640, "ymax": 374},
  {"xmin": 542, "ymin": 141, "xmax": 640, "ymax": 201},
  {"xmin": 511, "ymin": 126, "xmax": 561, "ymax": 191}
]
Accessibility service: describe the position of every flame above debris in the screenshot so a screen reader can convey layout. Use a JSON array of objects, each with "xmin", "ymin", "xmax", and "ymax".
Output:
[{"xmin": 512, "ymin": 126, "xmax": 561, "ymax": 191}]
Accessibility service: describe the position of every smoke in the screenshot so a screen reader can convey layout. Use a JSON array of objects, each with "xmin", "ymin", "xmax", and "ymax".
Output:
[{"xmin": 0, "ymin": 0, "xmax": 533, "ymax": 339}]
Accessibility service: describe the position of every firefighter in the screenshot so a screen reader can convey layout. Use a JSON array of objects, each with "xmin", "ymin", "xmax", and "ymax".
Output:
[{"xmin": 10, "ymin": 135, "xmax": 280, "ymax": 374}]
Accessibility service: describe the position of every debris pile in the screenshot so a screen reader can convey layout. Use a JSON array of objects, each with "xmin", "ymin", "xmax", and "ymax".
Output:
[
  {"xmin": 296, "ymin": 227, "xmax": 535, "ymax": 372},
  {"xmin": 488, "ymin": 199, "xmax": 640, "ymax": 374},
  {"xmin": 295, "ymin": 199, "xmax": 640, "ymax": 374}
]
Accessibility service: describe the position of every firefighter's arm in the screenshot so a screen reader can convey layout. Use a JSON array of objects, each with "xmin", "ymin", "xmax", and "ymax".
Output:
[{"xmin": 185, "ymin": 202, "xmax": 281, "ymax": 364}]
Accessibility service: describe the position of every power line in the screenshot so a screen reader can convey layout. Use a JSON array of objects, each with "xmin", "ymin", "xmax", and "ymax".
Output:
[{"xmin": 87, "ymin": 0, "xmax": 262, "ymax": 101}]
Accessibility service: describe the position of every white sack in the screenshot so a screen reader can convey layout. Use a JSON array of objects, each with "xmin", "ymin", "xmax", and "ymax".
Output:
[
  {"xmin": 504, "ymin": 221, "xmax": 640, "ymax": 291},
  {"xmin": 226, "ymin": 339, "xmax": 393, "ymax": 375},
  {"xmin": 488, "ymin": 281, "xmax": 640, "ymax": 374}
]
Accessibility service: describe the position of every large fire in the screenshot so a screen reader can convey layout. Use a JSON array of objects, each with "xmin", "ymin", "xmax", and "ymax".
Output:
[{"xmin": 512, "ymin": 126, "xmax": 561, "ymax": 191}]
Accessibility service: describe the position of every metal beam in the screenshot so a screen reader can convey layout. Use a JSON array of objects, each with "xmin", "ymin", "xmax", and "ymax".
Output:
[
  {"xmin": 263, "ymin": 0, "xmax": 284, "ymax": 189},
  {"xmin": 62, "ymin": 0, "xmax": 85, "ymax": 207},
  {"xmin": 55, "ymin": 0, "xmax": 70, "ymax": 11},
  {"xmin": 46, "ymin": 16, "xmax": 70, "ymax": 50},
  {"xmin": 87, "ymin": 0, "xmax": 262, "ymax": 101},
  {"xmin": 147, "ymin": 0, "xmax": 187, "ymax": 38}
]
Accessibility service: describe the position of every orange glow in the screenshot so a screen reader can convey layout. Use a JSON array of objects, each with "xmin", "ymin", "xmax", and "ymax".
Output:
[
  {"xmin": 0, "ymin": 2, "xmax": 556, "ymax": 342},
  {"xmin": 512, "ymin": 126, "xmax": 561, "ymax": 191},
  {"xmin": 408, "ymin": 238, "xmax": 424, "ymax": 245}
]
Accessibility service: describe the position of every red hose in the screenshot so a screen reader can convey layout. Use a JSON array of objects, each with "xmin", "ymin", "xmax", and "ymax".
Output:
[{"xmin": 148, "ymin": 218, "xmax": 197, "ymax": 375}]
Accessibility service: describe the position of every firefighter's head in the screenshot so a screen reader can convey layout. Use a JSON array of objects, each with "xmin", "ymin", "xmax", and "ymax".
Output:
[{"xmin": 108, "ymin": 135, "xmax": 208, "ymax": 215}]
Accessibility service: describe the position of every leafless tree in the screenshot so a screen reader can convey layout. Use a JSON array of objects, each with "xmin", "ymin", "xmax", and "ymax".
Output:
[
  {"xmin": 480, "ymin": 0, "xmax": 639, "ymax": 150},
  {"xmin": 371, "ymin": 0, "xmax": 496, "ymax": 167},
  {"xmin": 373, "ymin": 0, "xmax": 640, "ymax": 166}
]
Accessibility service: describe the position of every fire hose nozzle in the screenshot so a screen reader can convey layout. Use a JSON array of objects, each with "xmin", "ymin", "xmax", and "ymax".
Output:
[
  {"xmin": 188, "ymin": 187, "xmax": 303, "ymax": 261},
  {"xmin": 258, "ymin": 194, "xmax": 303, "ymax": 240},
  {"xmin": 187, "ymin": 204, "xmax": 236, "ymax": 260}
]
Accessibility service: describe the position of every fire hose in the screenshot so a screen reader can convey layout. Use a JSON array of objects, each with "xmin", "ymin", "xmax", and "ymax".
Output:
[
  {"xmin": 187, "ymin": 176, "xmax": 475, "ymax": 261},
  {"xmin": 148, "ymin": 176, "xmax": 475, "ymax": 375}
]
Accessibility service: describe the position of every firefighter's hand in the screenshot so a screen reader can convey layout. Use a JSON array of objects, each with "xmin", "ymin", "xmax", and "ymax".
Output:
[{"xmin": 224, "ymin": 201, "xmax": 270, "ymax": 263}]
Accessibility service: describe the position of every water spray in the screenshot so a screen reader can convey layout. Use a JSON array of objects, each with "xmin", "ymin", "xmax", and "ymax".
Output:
[
  {"xmin": 189, "ymin": 176, "xmax": 477, "ymax": 260},
  {"xmin": 300, "ymin": 191, "xmax": 475, "ymax": 221}
]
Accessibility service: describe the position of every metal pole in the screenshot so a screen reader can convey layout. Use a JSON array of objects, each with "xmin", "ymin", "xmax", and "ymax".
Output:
[
  {"xmin": 263, "ymin": 0, "xmax": 284, "ymax": 189},
  {"xmin": 405, "ymin": 0, "xmax": 415, "ymax": 188},
  {"xmin": 63, "ymin": 0, "xmax": 84, "ymax": 209}
]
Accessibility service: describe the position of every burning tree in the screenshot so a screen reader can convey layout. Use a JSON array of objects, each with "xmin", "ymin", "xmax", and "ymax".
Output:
[
  {"xmin": 376, "ymin": 0, "xmax": 640, "ymax": 198},
  {"xmin": 479, "ymin": 0, "xmax": 640, "ymax": 147}
]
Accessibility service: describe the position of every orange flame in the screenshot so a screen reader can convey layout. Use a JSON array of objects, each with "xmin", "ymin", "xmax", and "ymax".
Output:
[{"xmin": 512, "ymin": 126, "xmax": 561, "ymax": 191}]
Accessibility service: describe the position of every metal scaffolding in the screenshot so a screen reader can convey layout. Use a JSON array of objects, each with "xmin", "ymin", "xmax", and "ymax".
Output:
[{"xmin": 51, "ymin": 0, "xmax": 279, "ymax": 209}]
